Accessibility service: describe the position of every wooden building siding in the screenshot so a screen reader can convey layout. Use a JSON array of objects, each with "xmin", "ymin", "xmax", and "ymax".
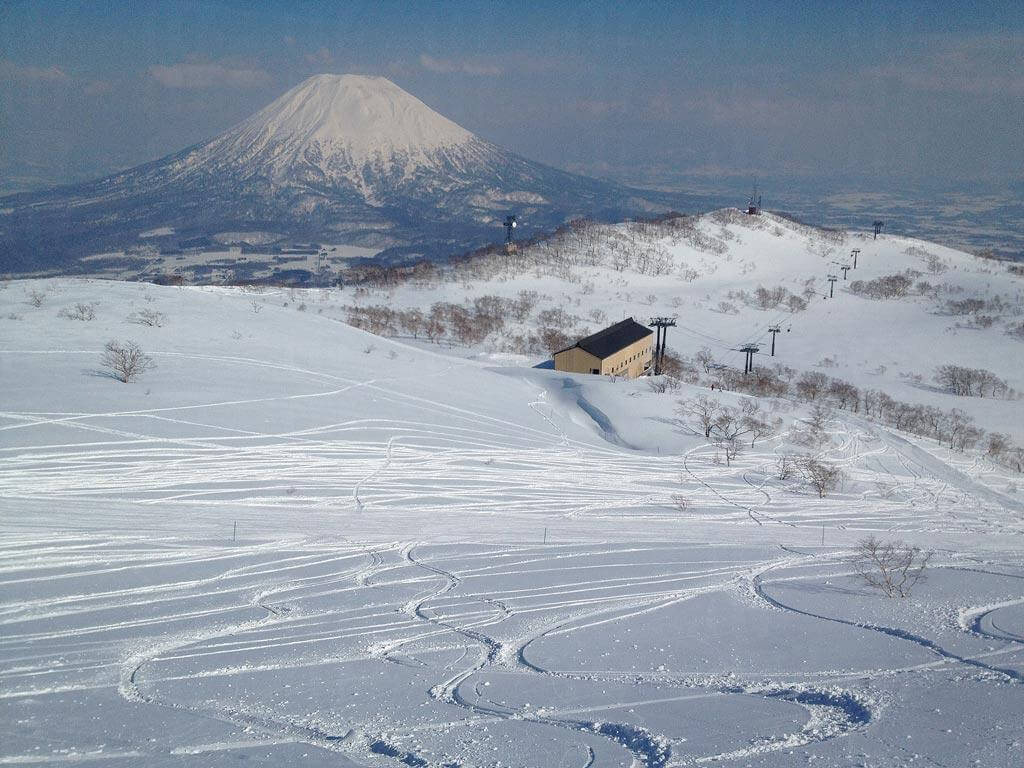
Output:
[
  {"xmin": 553, "ymin": 346, "xmax": 602, "ymax": 375},
  {"xmin": 598, "ymin": 336, "xmax": 653, "ymax": 378}
]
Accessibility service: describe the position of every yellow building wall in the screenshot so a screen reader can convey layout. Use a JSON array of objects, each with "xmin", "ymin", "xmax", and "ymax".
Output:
[
  {"xmin": 553, "ymin": 347, "xmax": 602, "ymax": 374},
  {"xmin": 599, "ymin": 336, "xmax": 653, "ymax": 378},
  {"xmin": 553, "ymin": 335, "xmax": 653, "ymax": 379}
]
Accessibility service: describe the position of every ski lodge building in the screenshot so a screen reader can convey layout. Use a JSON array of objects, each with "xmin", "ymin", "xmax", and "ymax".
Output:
[{"xmin": 553, "ymin": 318, "xmax": 654, "ymax": 379}]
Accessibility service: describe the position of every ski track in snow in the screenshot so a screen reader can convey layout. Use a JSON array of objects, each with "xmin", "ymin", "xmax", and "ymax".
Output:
[{"xmin": 2, "ymin": 336, "xmax": 1024, "ymax": 764}]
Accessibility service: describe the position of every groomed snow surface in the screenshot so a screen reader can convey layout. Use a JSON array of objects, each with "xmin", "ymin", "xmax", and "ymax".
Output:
[{"xmin": 1, "ymin": 278, "xmax": 1022, "ymax": 767}]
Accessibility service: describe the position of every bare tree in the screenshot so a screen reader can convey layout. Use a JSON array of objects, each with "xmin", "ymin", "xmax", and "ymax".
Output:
[
  {"xmin": 695, "ymin": 346, "xmax": 715, "ymax": 374},
  {"xmin": 801, "ymin": 458, "xmax": 844, "ymax": 498},
  {"xmin": 740, "ymin": 401, "xmax": 779, "ymax": 447},
  {"xmin": 795, "ymin": 371, "xmax": 829, "ymax": 401},
  {"xmin": 804, "ymin": 405, "xmax": 831, "ymax": 446},
  {"xmin": 986, "ymin": 432, "xmax": 1011, "ymax": 461},
  {"xmin": 775, "ymin": 453, "xmax": 802, "ymax": 480},
  {"xmin": 853, "ymin": 536, "xmax": 932, "ymax": 597},
  {"xmin": 649, "ymin": 376, "xmax": 681, "ymax": 394},
  {"xmin": 670, "ymin": 494, "xmax": 689, "ymax": 513},
  {"xmin": 401, "ymin": 308, "xmax": 424, "ymax": 338},
  {"xmin": 100, "ymin": 340, "xmax": 155, "ymax": 383},
  {"xmin": 934, "ymin": 364, "xmax": 1011, "ymax": 400},
  {"xmin": 59, "ymin": 303, "xmax": 96, "ymax": 321},
  {"xmin": 677, "ymin": 395, "xmax": 722, "ymax": 438},
  {"xmin": 709, "ymin": 407, "xmax": 749, "ymax": 466},
  {"xmin": 129, "ymin": 308, "xmax": 166, "ymax": 327},
  {"xmin": 27, "ymin": 290, "xmax": 45, "ymax": 308},
  {"xmin": 1009, "ymin": 446, "xmax": 1024, "ymax": 473}
]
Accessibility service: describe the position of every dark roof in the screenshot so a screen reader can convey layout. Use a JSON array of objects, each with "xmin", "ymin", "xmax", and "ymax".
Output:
[{"xmin": 558, "ymin": 317, "xmax": 653, "ymax": 360}]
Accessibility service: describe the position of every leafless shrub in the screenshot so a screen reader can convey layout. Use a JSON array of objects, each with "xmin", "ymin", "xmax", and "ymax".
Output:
[
  {"xmin": 100, "ymin": 340, "xmax": 155, "ymax": 383},
  {"xmin": 648, "ymin": 375, "xmax": 682, "ymax": 394},
  {"xmin": 827, "ymin": 379, "xmax": 860, "ymax": 411},
  {"xmin": 944, "ymin": 298, "xmax": 986, "ymax": 315},
  {"xmin": 848, "ymin": 272, "xmax": 916, "ymax": 299},
  {"xmin": 744, "ymin": 284, "xmax": 809, "ymax": 313},
  {"xmin": 795, "ymin": 371, "xmax": 829, "ymax": 401},
  {"xmin": 786, "ymin": 294, "xmax": 808, "ymax": 312},
  {"xmin": 925, "ymin": 254, "xmax": 948, "ymax": 274},
  {"xmin": 753, "ymin": 285, "xmax": 788, "ymax": 309},
  {"xmin": 129, "ymin": 308, "xmax": 166, "ymax": 327},
  {"xmin": 741, "ymin": 401, "xmax": 780, "ymax": 447},
  {"xmin": 986, "ymin": 432, "xmax": 1011, "ymax": 462},
  {"xmin": 538, "ymin": 326, "xmax": 572, "ymax": 354},
  {"xmin": 710, "ymin": 413, "xmax": 746, "ymax": 466},
  {"xmin": 680, "ymin": 400, "xmax": 767, "ymax": 466},
  {"xmin": 934, "ymin": 364, "xmax": 1012, "ymax": 399},
  {"xmin": 964, "ymin": 315, "xmax": 996, "ymax": 329},
  {"xmin": 853, "ymin": 536, "xmax": 932, "ymax": 597},
  {"xmin": 676, "ymin": 395, "xmax": 722, "ymax": 438},
  {"xmin": 775, "ymin": 453, "xmax": 802, "ymax": 480},
  {"xmin": 670, "ymin": 494, "xmax": 689, "ymax": 513},
  {"xmin": 695, "ymin": 346, "xmax": 715, "ymax": 374},
  {"xmin": 424, "ymin": 312, "xmax": 445, "ymax": 343},
  {"xmin": 793, "ymin": 405, "xmax": 832, "ymax": 448},
  {"xmin": 713, "ymin": 364, "xmax": 791, "ymax": 398},
  {"xmin": 801, "ymin": 458, "xmax": 844, "ymax": 498},
  {"xmin": 27, "ymin": 290, "xmax": 45, "ymax": 307},
  {"xmin": 59, "ymin": 302, "xmax": 96, "ymax": 321}
]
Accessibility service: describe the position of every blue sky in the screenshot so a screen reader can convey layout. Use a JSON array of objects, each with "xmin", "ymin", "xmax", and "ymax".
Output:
[{"xmin": 1, "ymin": 0, "xmax": 1022, "ymax": 193}]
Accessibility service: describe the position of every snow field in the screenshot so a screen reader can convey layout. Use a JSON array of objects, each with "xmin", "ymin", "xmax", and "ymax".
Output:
[{"xmin": 0, "ymin": 278, "xmax": 1022, "ymax": 766}]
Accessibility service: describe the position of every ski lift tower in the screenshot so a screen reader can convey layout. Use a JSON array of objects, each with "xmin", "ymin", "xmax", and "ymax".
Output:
[
  {"xmin": 649, "ymin": 316, "xmax": 677, "ymax": 375},
  {"xmin": 316, "ymin": 247, "xmax": 330, "ymax": 287},
  {"xmin": 503, "ymin": 214, "xmax": 519, "ymax": 254},
  {"xmin": 746, "ymin": 183, "xmax": 762, "ymax": 215}
]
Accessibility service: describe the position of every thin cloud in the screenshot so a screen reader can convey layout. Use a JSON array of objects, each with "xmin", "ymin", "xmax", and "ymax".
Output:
[
  {"xmin": 572, "ymin": 99, "xmax": 625, "ymax": 117},
  {"xmin": 419, "ymin": 53, "xmax": 502, "ymax": 77},
  {"xmin": 304, "ymin": 47, "xmax": 334, "ymax": 68},
  {"xmin": 149, "ymin": 60, "xmax": 272, "ymax": 89},
  {"xmin": 864, "ymin": 33, "xmax": 1024, "ymax": 97},
  {"xmin": 0, "ymin": 60, "xmax": 70, "ymax": 82},
  {"xmin": 83, "ymin": 79, "xmax": 113, "ymax": 96},
  {"xmin": 1, "ymin": 60, "xmax": 114, "ymax": 98}
]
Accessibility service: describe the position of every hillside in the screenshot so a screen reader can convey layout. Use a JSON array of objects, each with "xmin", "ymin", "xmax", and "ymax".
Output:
[
  {"xmin": 1, "ymin": 274, "xmax": 1022, "ymax": 767},
  {"xmin": 281, "ymin": 209, "xmax": 1024, "ymax": 446}
]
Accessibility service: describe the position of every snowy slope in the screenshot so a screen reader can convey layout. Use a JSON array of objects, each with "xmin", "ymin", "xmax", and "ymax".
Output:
[
  {"xmin": 0, "ymin": 75, "xmax": 675, "ymax": 273},
  {"xmin": 340, "ymin": 210, "xmax": 1024, "ymax": 442},
  {"xmin": 1, "ymin": 278, "xmax": 1023, "ymax": 767}
]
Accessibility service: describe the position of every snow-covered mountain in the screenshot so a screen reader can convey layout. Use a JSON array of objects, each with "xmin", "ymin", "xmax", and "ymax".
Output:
[{"xmin": 0, "ymin": 74, "xmax": 675, "ymax": 274}]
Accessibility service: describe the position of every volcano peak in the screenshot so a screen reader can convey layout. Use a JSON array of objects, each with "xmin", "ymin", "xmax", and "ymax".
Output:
[{"xmin": 200, "ymin": 73, "xmax": 477, "ymax": 173}]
